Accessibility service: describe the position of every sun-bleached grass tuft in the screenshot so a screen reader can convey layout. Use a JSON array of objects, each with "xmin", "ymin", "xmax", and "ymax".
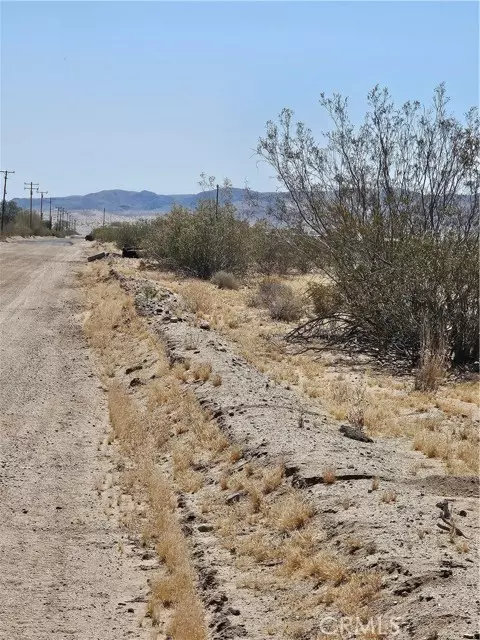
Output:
[
  {"xmin": 270, "ymin": 492, "xmax": 314, "ymax": 531},
  {"xmin": 192, "ymin": 362, "xmax": 212, "ymax": 382},
  {"xmin": 322, "ymin": 466, "xmax": 336, "ymax": 485},
  {"xmin": 182, "ymin": 282, "xmax": 213, "ymax": 315},
  {"xmin": 381, "ymin": 489, "xmax": 397, "ymax": 504}
]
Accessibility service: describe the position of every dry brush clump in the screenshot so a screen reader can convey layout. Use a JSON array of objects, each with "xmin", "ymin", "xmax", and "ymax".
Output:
[
  {"xmin": 250, "ymin": 278, "xmax": 304, "ymax": 322},
  {"xmin": 211, "ymin": 271, "xmax": 240, "ymax": 290}
]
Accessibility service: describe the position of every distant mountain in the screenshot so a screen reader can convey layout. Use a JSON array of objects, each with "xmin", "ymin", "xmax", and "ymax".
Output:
[{"xmin": 13, "ymin": 188, "xmax": 280, "ymax": 218}]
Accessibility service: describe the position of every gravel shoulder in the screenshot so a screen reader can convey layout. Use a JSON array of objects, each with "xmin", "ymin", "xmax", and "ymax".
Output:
[{"xmin": 0, "ymin": 239, "xmax": 150, "ymax": 640}]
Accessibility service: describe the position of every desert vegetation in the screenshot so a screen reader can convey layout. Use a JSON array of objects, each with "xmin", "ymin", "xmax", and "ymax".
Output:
[
  {"xmin": 93, "ymin": 86, "xmax": 479, "ymax": 381},
  {"xmin": 0, "ymin": 200, "xmax": 66, "ymax": 238},
  {"xmin": 81, "ymin": 257, "xmax": 478, "ymax": 638}
]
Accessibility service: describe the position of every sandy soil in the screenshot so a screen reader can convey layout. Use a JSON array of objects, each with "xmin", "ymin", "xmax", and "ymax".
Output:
[
  {"xmin": 110, "ymin": 265, "xmax": 479, "ymax": 640},
  {"xmin": 0, "ymin": 239, "xmax": 150, "ymax": 640}
]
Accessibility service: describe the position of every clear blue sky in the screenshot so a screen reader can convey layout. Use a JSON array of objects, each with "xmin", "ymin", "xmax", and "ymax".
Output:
[{"xmin": 1, "ymin": 1, "xmax": 478, "ymax": 198}]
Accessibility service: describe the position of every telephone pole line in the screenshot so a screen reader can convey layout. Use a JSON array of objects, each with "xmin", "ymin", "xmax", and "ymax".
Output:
[
  {"xmin": 49, "ymin": 197, "xmax": 53, "ymax": 228},
  {"xmin": 1, "ymin": 169, "xmax": 15, "ymax": 234},
  {"xmin": 37, "ymin": 189, "xmax": 48, "ymax": 222},
  {"xmin": 24, "ymin": 181, "xmax": 39, "ymax": 227}
]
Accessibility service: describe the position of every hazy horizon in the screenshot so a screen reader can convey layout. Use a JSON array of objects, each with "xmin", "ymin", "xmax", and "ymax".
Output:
[{"xmin": 2, "ymin": 1, "xmax": 478, "ymax": 199}]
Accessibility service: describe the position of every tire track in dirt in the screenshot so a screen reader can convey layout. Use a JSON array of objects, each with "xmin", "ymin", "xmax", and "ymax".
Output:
[{"xmin": 0, "ymin": 240, "xmax": 151, "ymax": 640}]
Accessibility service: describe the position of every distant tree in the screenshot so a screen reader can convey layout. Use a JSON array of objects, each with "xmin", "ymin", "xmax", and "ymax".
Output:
[{"xmin": 3, "ymin": 200, "xmax": 23, "ymax": 225}]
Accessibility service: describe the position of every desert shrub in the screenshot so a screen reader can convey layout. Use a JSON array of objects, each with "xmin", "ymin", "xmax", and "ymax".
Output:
[
  {"xmin": 254, "ymin": 278, "xmax": 304, "ymax": 321},
  {"xmin": 268, "ymin": 288, "xmax": 304, "ymax": 321},
  {"xmin": 2, "ymin": 206, "xmax": 56, "ymax": 238},
  {"xmin": 92, "ymin": 220, "xmax": 150, "ymax": 249},
  {"xmin": 258, "ymin": 85, "xmax": 479, "ymax": 367},
  {"xmin": 251, "ymin": 221, "xmax": 316, "ymax": 275},
  {"xmin": 144, "ymin": 200, "xmax": 251, "ymax": 278},
  {"xmin": 211, "ymin": 271, "xmax": 240, "ymax": 290},
  {"xmin": 308, "ymin": 282, "xmax": 343, "ymax": 317}
]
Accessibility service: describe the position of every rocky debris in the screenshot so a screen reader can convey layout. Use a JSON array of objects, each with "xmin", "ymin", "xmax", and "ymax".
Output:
[
  {"xmin": 225, "ymin": 491, "xmax": 246, "ymax": 505},
  {"xmin": 339, "ymin": 423, "xmax": 374, "ymax": 443},
  {"xmin": 87, "ymin": 251, "xmax": 107, "ymax": 262},
  {"xmin": 122, "ymin": 247, "xmax": 141, "ymax": 258},
  {"xmin": 129, "ymin": 377, "xmax": 145, "ymax": 387},
  {"xmin": 125, "ymin": 364, "xmax": 143, "ymax": 374},
  {"xmin": 436, "ymin": 499, "xmax": 469, "ymax": 538}
]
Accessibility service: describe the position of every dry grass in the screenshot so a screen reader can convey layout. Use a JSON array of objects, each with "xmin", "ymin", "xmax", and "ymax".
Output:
[
  {"xmin": 81, "ymin": 266, "xmax": 208, "ymax": 639},
  {"xmin": 381, "ymin": 489, "xmax": 397, "ymax": 504},
  {"xmin": 82, "ymin": 263, "xmax": 413, "ymax": 632},
  {"xmin": 143, "ymin": 272, "xmax": 478, "ymax": 475},
  {"xmin": 183, "ymin": 282, "xmax": 213, "ymax": 314},
  {"xmin": 414, "ymin": 346, "xmax": 447, "ymax": 392},
  {"xmin": 262, "ymin": 463, "xmax": 285, "ymax": 494},
  {"xmin": 270, "ymin": 492, "xmax": 314, "ymax": 531},
  {"xmin": 301, "ymin": 551, "xmax": 348, "ymax": 585},
  {"xmin": 322, "ymin": 466, "xmax": 336, "ymax": 484},
  {"xmin": 192, "ymin": 362, "xmax": 212, "ymax": 382},
  {"xmin": 211, "ymin": 373, "xmax": 222, "ymax": 387}
]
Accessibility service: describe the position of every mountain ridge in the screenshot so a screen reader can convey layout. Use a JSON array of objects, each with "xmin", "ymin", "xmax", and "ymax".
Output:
[{"xmin": 13, "ymin": 187, "xmax": 280, "ymax": 216}]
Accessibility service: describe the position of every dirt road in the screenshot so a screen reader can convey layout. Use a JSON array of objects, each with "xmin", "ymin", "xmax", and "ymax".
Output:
[{"xmin": 0, "ymin": 239, "xmax": 148, "ymax": 640}]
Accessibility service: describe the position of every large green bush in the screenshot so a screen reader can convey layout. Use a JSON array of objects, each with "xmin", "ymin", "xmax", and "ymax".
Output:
[
  {"xmin": 143, "ymin": 202, "xmax": 251, "ymax": 278},
  {"xmin": 258, "ymin": 85, "xmax": 479, "ymax": 366}
]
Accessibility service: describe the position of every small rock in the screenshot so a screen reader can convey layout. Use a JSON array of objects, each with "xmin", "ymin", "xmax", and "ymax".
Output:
[
  {"xmin": 200, "ymin": 321, "xmax": 211, "ymax": 330},
  {"xmin": 129, "ymin": 377, "xmax": 145, "ymax": 387},
  {"xmin": 225, "ymin": 491, "xmax": 246, "ymax": 505},
  {"xmin": 169, "ymin": 316, "xmax": 180, "ymax": 323},
  {"xmin": 228, "ymin": 607, "xmax": 241, "ymax": 616},
  {"xmin": 459, "ymin": 510, "xmax": 467, "ymax": 517},
  {"xmin": 125, "ymin": 364, "xmax": 143, "ymax": 374},
  {"xmin": 198, "ymin": 524, "xmax": 214, "ymax": 532}
]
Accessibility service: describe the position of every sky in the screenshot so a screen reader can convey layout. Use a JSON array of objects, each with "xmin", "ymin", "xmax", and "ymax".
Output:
[{"xmin": 1, "ymin": 1, "xmax": 478, "ymax": 198}]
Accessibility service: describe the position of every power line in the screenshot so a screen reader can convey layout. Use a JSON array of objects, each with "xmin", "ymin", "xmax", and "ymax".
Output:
[
  {"xmin": 24, "ymin": 181, "xmax": 39, "ymax": 228},
  {"xmin": 0, "ymin": 169, "xmax": 15, "ymax": 234}
]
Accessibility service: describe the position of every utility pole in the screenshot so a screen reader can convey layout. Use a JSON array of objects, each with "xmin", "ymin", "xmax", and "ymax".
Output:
[
  {"xmin": 24, "ymin": 181, "xmax": 39, "ymax": 227},
  {"xmin": 37, "ymin": 189, "xmax": 48, "ymax": 221},
  {"xmin": 49, "ymin": 197, "xmax": 53, "ymax": 228},
  {"xmin": 215, "ymin": 184, "xmax": 219, "ymax": 218},
  {"xmin": 56, "ymin": 207, "xmax": 62, "ymax": 230},
  {"xmin": 103, "ymin": 207, "xmax": 105, "ymax": 227},
  {"xmin": 0, "ymin": 169, "xmax": 15, "ymax": 234}
]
